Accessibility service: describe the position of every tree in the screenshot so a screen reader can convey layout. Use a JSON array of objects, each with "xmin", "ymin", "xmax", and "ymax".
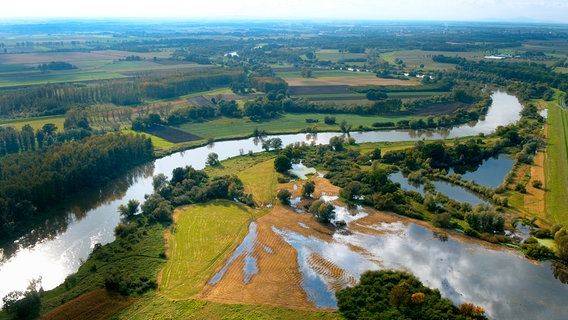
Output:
[
  {"xmin": 302, "ymin": 181, "xmax": 316, "ymax": 199},
  {"xmin": 329, "ymin": 136, "xmax": 345, "ymax": 151},
  {"xmin": 340, "ymin": 181, "xmax": 363, "ymax": 201},
  {"xmin": 118, "ymin": 199, "xmax": 140, "ymax": 219},
  {"xmin": 152, "ymin": 173, "xmax": 168, "ymax": 192},
  {"xmin": 555, "ymin": 228, "xmax": 568, "ymax": 263},
  {"xmin": 269, "ymin": 137, "xmax": 283, "ymax": 150},
  {"xmin": 340, "ymin": 120, "xmax": 352, "ymax": 134},
  {"xmin": 2, "ymin": 278, "xmax": 42, "ymax": 320},
  {"xmin": 206, "ymin": 152, "xmax": 220, "ymax": 166},
  {"xmin": 274, "ymin": 155, "xmax": 292, "ymax": 173},
  {"xmin": 309, "ymin": 199, "xmax": 335, "ymax": 223},
  {"xmin": 277, "ymin": 188, "xmax": 292, "ymax": 205}
]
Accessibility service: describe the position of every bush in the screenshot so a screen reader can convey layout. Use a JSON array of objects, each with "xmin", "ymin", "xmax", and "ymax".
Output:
[
  {"xmin": 532, "ymin": 179, "xmax": 543, "ymax": 189},
  {"xmin": 277, "ymin": 188, "xmax": 292, "ymax": 205}
]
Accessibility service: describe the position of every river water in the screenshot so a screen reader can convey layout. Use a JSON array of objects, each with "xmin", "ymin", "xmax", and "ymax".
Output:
[{"xmin": 3, "ymin": 91, "xmax": 563, "ymax": 319}]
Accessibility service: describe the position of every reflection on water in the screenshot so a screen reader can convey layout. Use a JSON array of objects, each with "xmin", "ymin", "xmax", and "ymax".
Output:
[
  {"xmin": 450, "ymin": 154, "xmax": 515, "ymax": 188},
  {"xmin": 288, "ymin": 163, "xmax": 317, "ymax": 180},
  {"xmin": 210, "ymin": 222, "xmax": 259, "ymax": 285},
  {"xmin": 0, "ymin": 162, "xmax": 154, "ymax": 303},
  {"xmin": 390, "ymin": 172, "xmax": 487, "ymax": 206},
  {"xmin": 273, "ymin": 215, "xmax": 568, "ymax": 319}
]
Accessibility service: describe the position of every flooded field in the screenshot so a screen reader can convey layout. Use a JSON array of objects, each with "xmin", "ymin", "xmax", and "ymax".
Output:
[{"xmin": 202, "ymin": 175, "xmax": 568, "ymax": 320}]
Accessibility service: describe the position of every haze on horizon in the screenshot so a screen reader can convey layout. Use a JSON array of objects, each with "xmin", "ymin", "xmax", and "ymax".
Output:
[{"xmin": 1, "ymin": 0, "xmax": 566, "ymax": 23}]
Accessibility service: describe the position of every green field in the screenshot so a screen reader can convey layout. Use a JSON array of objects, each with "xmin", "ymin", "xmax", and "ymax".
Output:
[
  {"xmin": 0, "ymin": 115, "xmax": 66, "ymax": 131},
  {"xmin": 545, "ymin": 99, "xmax": 568, "ymax": 225},
  {"xmin": 381, "ymin": 50, "xmax": 484, "ymax": 70},
  {"xmin": 176, "ymin": 113, "xmax": 418, "ymax": 139},
  {"xmin": 237, "ymin": 159, "xmax": 278, "ymax": 206},
  {"xmin": 118, "ymin": 294, "xmax": 341, "ymax": 320},
  {"xmin": 314, "ymin": 49, "xmax": 367, "ymax": 64},
  {"xmin": 159, "ymin": 201, "xmax": 254, "ymax": 299}
]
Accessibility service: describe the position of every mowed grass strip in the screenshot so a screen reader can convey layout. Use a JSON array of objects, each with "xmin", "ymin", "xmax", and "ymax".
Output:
[
  {"xmin": 237, "ymin": 158, "xmax": 278, "ymax": 206},
  {"xmin": 39, "ymin": 289, "xmax": 135, "ymax": 320},
  {"xmin": 160, "ymin": 201, "xmax": 253, "ymax": 299},
  {"xmin": 545, "ymin": 102, "xmax": 568, "ymax": 225},
  {"xmin": 117, "ymin": 293, "xmax": 342, "ymax": 320}
]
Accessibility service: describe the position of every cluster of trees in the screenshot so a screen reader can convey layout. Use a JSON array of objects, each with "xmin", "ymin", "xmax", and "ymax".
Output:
[
  {"xmin": 464, "ymin": 204, "xmax": 505, "ymax": 234},
  {"xmin": 0, "ymin": 115, "xmax": 94, "ymax": 157},
  {"xmin": 139, "ymin": 68, "xmax": 244, "ymax": 99},
  {"xmin": 38, "ymin": 61, "xmax": 77, "ymax": 71},
  {"xmin": 0, "ymin": 133, "xmax": 153, "ymax": 241},
  {"xmin": 150, "ymin": 165, "xmax": 254, "ymax": 209},
  {"xmin": 336, "ymin": 270, "xmax": 487, "ymax": 320},
  {"xmin": 432, "ymin": 55, "xmax": 467, "ymax": 64},
  {"xmin": 454, "ymin": 60, "xmax": 568, "ymax": 100}
]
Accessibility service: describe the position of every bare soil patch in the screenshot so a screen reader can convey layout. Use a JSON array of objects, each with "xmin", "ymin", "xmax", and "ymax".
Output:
[
  {"xmin": 39, "ymin": 289, "xmax": 135, "ymax": 320},
  {"xmin": 289, "ymin": 85, "xmax": 351, "ymax": 95},
  {"xmin": 142, "ymin": 125, "xmax": 203, "ymax": 143}
]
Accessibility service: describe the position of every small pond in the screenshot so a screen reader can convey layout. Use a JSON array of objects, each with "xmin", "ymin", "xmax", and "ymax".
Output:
[
  {"xmin": 449, "ymin": 154, "xmax": 515, "ymax": 188},
  {"xmin": 389, "ymin": 171, "xmax": 487, "ymax": 207}
]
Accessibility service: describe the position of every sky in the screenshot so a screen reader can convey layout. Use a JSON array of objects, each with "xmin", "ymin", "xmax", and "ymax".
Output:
[{"xmin": 1, "ymin": 0, "xmax": 566, "ymax": 23}]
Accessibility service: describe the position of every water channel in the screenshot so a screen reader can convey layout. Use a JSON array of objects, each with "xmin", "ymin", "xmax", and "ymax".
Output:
[{"xmin": 2, "ymin": 92, "xmax": 565, "ymax": 319}]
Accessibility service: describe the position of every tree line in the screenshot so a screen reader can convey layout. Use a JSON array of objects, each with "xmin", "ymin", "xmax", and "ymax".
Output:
[
  {"xmin": 0, "ymin": 133, "xmax": 153, "ymax": 242},
  {"xmin": 0, "ymin": 67, "xmax": 245, "ymax": 117}
]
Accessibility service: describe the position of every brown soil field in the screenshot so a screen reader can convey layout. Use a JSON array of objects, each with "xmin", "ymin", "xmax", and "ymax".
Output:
[
  {"xmin": 142, "ymin": 125, "xmax": 203, "ymax": 143},
  {"xmin": 288, "ymin": 85, "xmax": 352, "ymax": 95},
  {"xmin": 39, "ymin": 289, "xmax": 135, "ymax": 320},
  {"xmin": 286, "ymin": 75, "xmax": 418, "ymax": 87}
]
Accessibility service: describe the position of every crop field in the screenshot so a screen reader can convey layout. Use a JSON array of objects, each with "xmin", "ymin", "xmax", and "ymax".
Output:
[
  {"xmin": 314, "ymin": 49, "xmax": 367, "ymax": 64},
  {"xmin": 159, "ymin": 201, "xmax": 254, "ymax": 299},
  {"xmin": 545, "ymin": 101, "xmax": 568, "ymax": 225},
  {"xmin": 0, "ymin": 50, "xmax": 206, "ymax": 87},
  {"xmin": 381, "ymin": 50, "xmax": 484, "ymax": 70},
  {"xmin": 281, "ymin": 69, "xmax": 418, "ymax": 87}
]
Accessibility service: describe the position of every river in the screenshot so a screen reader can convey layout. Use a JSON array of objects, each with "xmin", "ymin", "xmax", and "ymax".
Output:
[{"xmin": 3, "ymin": 91, "xmax": 561, "ymax": 318}]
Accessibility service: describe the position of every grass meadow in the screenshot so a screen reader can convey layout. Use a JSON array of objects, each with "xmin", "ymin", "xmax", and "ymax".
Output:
[
  {"xmin": 117, "ymin": 294, "xmax": 341, "ymax": 320},
  {"xmin": 176, "ymin": 113, "xmax": 419, "ymax": 139},
  {"xmin": 159, "ymin": 201, "xmax": 254, "ymax": 299},
  {"xmin": 545, "ymin": 100, "xmax": 568, "ymax": 226}
]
